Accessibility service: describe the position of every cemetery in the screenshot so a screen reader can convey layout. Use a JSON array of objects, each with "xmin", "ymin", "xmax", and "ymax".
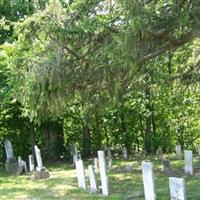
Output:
[{"xmin": 1, "ymin": 0, "xmax": 200, "ymax": 200}]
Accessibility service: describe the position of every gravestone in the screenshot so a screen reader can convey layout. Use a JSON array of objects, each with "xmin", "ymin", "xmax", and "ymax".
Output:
[
  {"xmin": 156, "ymin": 147, "xmax": 163, "ymax": 160},
  {"xmin": 73, "ymin": 152, "xmax": 81, "ymax": 165},
  {"xmin": 122, "ymin": 147, "xmax": 128, "ymax": 160},
  {"xmin": 176, "ymin": 145, "xmax": 182, "ymax": 159},
  {"xmin": 124, "ymin": 164, "xmax": 133, "ymax": 172},
  {"xmin": 98, "ymin": 151, "xmax": 109, "ymax": 195},
  {"xmin": 4, "ymin": 140, "xmax": 18, "ymax": 173},
  {"xmin": 75, "ymin": 159, "xmax": 87, "ymax": 190},
  {"xmin": 184, "ymin": 150, "xmax": 193, "ymax": 175},
  {"xmin": 163, "ymin": 159, "xmax": 170, "ymax": 173},
  {"xmin": 94, "ymin": 158, "xmax": 99, "ymax": 171},
  {"xmin": 34, "ymin": 145, "xmax": 49, "ymax": 179},
  {"xmin": 107, "ymin": 148, "xmax": 112, "ymax": 160},
  {"xmin": 29, "ymin": 155, "xmax": 35, "ymax": 172},
  {"xmin": 169, "ymin": 177, "xmax": 186, "ymax": 200},
  {"xmin": 88, "ymin": 165, "xmax": 98, "ymax": 192},
  {"xmin": 17, "ymin": 156, "xmax": 27, "ymax": 175},
  {"xmin": 107, "ymin": 158, "xmax": 112, "ymax": 171},
  {"xmin": 142, "ymin": 161, "xmax": 156, "ymax": 200}
]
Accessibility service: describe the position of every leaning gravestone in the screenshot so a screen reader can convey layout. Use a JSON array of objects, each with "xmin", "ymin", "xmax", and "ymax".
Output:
[
  {"xmin": 184, "ymin": 150, "xmax": 193, "ymax": 175},
  {"xmin": 34, "ymin": 145, "xmax": 50, "ymax": 179},
  {"xmin": 4, "ymin": 140, "xmax": 18, "ymax": 173},
  {"xmin": 142, "ymin": 161, "xmax": 156, "ymax": 200},
  {"xmin": 169, "ymin": 177, "xmax": 186, "ymax": 200},
  {"xmin": 29, "ymin": 155, "xmax": 35, "ymax": 172},
  {"xmin": 98, "ymin": 151, "xmax": 109, "ymax": 196},
  {"xmin": 176, "ymin": 145, "xmax": 182, "ymax": 159},
  {"xmin": 88, "ymin": 165, "xmax": 98, "ymax": 192},
  {"xmin": 75, "ymin": 159, "xmax": 87, "ymax": 190}
]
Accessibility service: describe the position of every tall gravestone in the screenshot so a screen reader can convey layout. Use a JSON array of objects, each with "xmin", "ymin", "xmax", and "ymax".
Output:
[
  {"xmin": 29, "ymin": 155, "xmax": 35, "ymax": 172},
  {"xmin": 142, "ymin": 161, "xmax": 156, "ymax": 200},
  {"xmin": 4, "ymin": 140, "xmax": 18, "ymax": 173},
  {"xmin": 176, "ymin": 145, "xmax": 182, "ymax": 159},
  {"xmin": 184, "ymin": 150, "xmax": 193, "ymax": 175},
  {"xmin": 88, "ymin": 165, "xmax": 98, "ymax": 192},
  {"xmin": 34, "ymin": 145, "xmax": 49, "ymax": 179},
  {"xmin": 98, "ymin": 151, "xmax": 109, "ymax": 195},
  {"xmin": 75, "ymin": 159, "xmax": 87, "ymax": 190},
  {"xmin": 169, "ymin": 177, "xmax": 186, "ymax": 200}
]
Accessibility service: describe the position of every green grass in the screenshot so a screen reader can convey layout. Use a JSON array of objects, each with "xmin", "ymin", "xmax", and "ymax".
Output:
[{"xmin": 0, "ymin": 156, "xmax": 200, "ymax": 199}]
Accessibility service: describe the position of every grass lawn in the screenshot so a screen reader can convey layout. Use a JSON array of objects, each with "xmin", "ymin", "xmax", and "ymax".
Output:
[{"xmin": 0, "ymin": 155, "xmax": 200, "ymax": 200}]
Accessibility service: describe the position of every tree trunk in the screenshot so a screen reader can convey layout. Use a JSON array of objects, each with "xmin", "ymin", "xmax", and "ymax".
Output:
[{"xmin": 82, "ymin": 115, "xmax": 91, "ymax": 157}]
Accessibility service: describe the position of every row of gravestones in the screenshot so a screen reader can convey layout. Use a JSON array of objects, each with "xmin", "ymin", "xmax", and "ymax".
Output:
[
  {"xmin": 74, "ymin": 149, "xmax": 186, "ymax": 200},
  {"xmin": 4, "ymin": 139, "xmax": 49, "ymax": 179}
]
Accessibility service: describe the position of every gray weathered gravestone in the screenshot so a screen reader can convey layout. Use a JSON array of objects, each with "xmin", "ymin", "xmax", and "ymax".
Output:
[
  {"xmin": 29, "ymin": 155, "xmax": 35, "ymax": 172},
  {"xmin": 17, "ymin": 156, "xmax": 27, "ymax": 175},
  {"xmin": 169, "ymin": 177, "xmax": 186, "ymax": 200},
  {"xmin": 184, "ymin": 150, "xmax": 193, "ymax": 175},
  {"xmin": 163, "ymin": 159, "xmax": 170, "ymax": 173},
  {"xmin": 88, "ymin": 165, "xmax": 98, "ymax": 192},
  {"xmin": 34, "ymin": 145, "xmax": 49, "ymax": 179},
  {"xmin": 142, "ymin": 161, "xmax": 156, "ymax": 200},
  {"xmin": 107, "ymin": 148, "xmax": 112, "ymax": 160},
  {"xmin": 98, "ymin": 151, "xmax": 109, "ymax": 195},
  {"xmin": 156, "ymin": 147, "xmax": 163, "ymax": 160},
  {"xmin": 4, "ymin": 140, "xmax": 18, "ymax": 173},
  {"xmin": 107, "ymin": 158, "xmax": 112, "ymax": 171},
  {"xmin": 122, "ymin": 147, "xmax": 128, "ymax": 160},
  {"xmin": 176, "ymin": 145, "xmax": 182, "ymax": 159},
  {"xmin": 75, "ymin": 159, "xmax": 87, "ymax": 190}
]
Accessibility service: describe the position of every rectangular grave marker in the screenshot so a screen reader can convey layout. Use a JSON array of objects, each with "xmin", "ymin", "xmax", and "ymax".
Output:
[
  {"xmin": 142, "ymin": 161, "xmax": 156, "ymax": 200},
  {"xmin": 169, "ymin": 177, "xmax": 186, "ymax": 200},
  {"xmin": 176, "ymin": 145, "xmax": 182, "ymax": 159},
  {"xmin": 98, "ymin": 151, "xmax": 109, "ymax": 195},
  {"xmin": 122, "ymin": 147, "xmax": 128, "ymax": 160},
  {"xmin": 88, "ymin": 165, "xmax": 97, "ymax": 192},
  {"xmin": 184, "ymin": 150, "xmax": 193, "ymax": 175},
  {"xmin": 29, "ymin": 155, "xmax": 35, "ymax": 172},
  {"xmin": 75, "ymin": 159, "xmax": 86, "ymax": 190}
]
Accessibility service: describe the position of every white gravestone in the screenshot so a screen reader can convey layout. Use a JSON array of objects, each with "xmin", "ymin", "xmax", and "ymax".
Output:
[
  {"xmin": 34, "ymin": 145, "xmax": 43, "ymax": 171},
  {"xmin": 184, "ymin": 150, "xmax": 193, "ymax": 175},
  {"xmin": 75, "ymin": 159, "xmax": 87, "ymax": 190},
  {"xmin": 29, "ymin": 155, "xmax": 35, "ymax": 172},
  {"xmin": 4, "ymin": 140, "xmax": 15, "ymax": 161},
  {"xmin": 122, "ymin": 147, "xmax": 128, "ymax": 160},
  {"xmin": 169, "ymin": 177, "xmax": 186, "ymax": 200},
  {"xmin": 98, "ymin": 151, "xmax": 109, "ymax": 195},
  {"xmin": 176, "ymin": 145, "xmax": 182, "ymax": 159},
  {"xmin": 142, "ymin": 161, "xmax": 156, "ymax": 200},
  {"xmin": 88, "ymin": 165, "xmax": 97, "ymax": 192}
]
